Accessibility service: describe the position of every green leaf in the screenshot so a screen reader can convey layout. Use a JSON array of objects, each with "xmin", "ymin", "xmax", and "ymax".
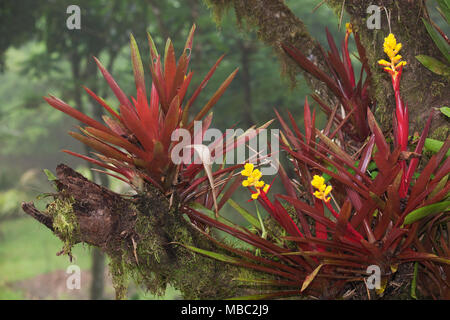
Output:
[
  {"xmin": 188, "ymin": 202, "xmax": 239, "ymax": 230},
  {"xmin": 422, "ymin": 18, "xmax": 450, "ymax": 63},
  {"xmin": 43, "ymin": 169, "xmax": 57, "ymax": 181},
  {"xmin": 425, "ymin": 138, "xmax": 450, "ymax": 157},
  {"xmin": 439, "ymin": 106, "xmax": 450, "ymax": 118},
  {"xmin": 436, "ymin": 0, "xmax": 450, "ymax": 24},
  {"xmin": 403, "ymin": 201, "xmax": 450, "ymax": 225},
  {"xmin": 177, "ymin": 243, "xmax": 243, "ymax": 264},
  {"xmin": 428, "ymin": 174, "xmax": 449, "ymax": 200},
  {"xmin": 416, "ymin": 55, "xmax": 450, "ymax": 76},
  {"xmin": 227, "ymin": 199, "xmax": 261, "ymax": 231}
]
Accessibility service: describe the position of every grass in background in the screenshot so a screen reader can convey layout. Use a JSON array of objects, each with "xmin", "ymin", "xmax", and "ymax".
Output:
[{"xmin": 0, "ymin": 217, "xmax": 91, "ymax": 299}]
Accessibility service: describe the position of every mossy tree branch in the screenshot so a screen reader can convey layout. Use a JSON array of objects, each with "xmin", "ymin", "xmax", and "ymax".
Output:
[{"xmin": 22, "ymin": 164, "xmax": 270, "ymax": 299}]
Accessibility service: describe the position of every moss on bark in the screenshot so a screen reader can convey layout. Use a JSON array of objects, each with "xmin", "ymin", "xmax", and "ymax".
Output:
[{"xmin": 23, "ymin": 164, "xmax": 272, "ymax": 299}]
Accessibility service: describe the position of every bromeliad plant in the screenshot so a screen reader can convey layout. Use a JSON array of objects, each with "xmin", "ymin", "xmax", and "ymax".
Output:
[
  {"xmin": 378, "ymin": 33, "xmax": 409, "ymax": 197},
  {"xmin": 282, "ymin": 24, "xmax": 373, "ymax": 144},
  {"xmin": 181, "ymin": 31, "xmax": 450, "ymax": 299},
  {"xmin": 44, "ymin": 25, "xmax": 259, "ymax": 207}
]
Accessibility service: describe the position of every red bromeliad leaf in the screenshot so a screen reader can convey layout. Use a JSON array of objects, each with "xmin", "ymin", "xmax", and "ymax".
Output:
[
  {"xmin": 130, "ymin": 34, "xmax": 146, "ymax": 98},
  {"xmin": 162, "ymin": 96, "xmax": 181, "ymax": 151},
  {"xmin": 325, "ymin": 27, "xmax": 340, "ymax": 59},
  {"xmin": 183, "ymin": 24, "xmax": 196, "ymax": 67},
  {"xmin": 83, "ymin": 126, "xmax": 148, "ymax": 160},
  {"xmin": 119, "ymin": 104, "xmax": 154, "ymax": 155},
  {"xmin": 83, "ymin": 86, "xmax": 121, "ymax": 121},
  {"xmin": 44, "ymin": 96, "xmax": 111, "ymax": 133},
  {"xmin": 62, "ymin": 150, "xmax": 131, "ymax": 179},
  {"xmin": 184, "ymin": 205, "xmax": 312, "ymax": 270},
  {"xmin": 282, "ymin": 44, "xmax": 341, "ymax": 98},
  {"xmin": 367, "ymin": 108, "xmax": 389, "ymax": 158},
  {"xmin": 188, "ymin": 68, "xmax": 239, "ymax": 129},
  {"xmin": 182, "ymin": 54, "xmax": 225, "ymax": 125},
  {"xmin": 304, "ymin": 97, "xmax": 313, "ymax": 147},
  {"xmin": 197, "ymin": 227, "xmax": 304, "ymax": 279},
  {"xmin": 164, "ymin": 39, "xmax": 177, "ymax": 99},
  {"xmin": 68, "ymin": 131, "xmax": 130, "ymax": 164},
  {"xmin": 93, "ymin": 57, "xmax": 134, "ymax": 112},
  {"xmin": 149, "ymin": 56, "xmax": 168, "ymax": 112}
]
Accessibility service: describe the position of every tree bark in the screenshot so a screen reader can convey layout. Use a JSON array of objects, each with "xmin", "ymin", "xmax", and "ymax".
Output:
[{"xmin": 22, "ymin": 165, "xmax": 266, "ymax": 299}]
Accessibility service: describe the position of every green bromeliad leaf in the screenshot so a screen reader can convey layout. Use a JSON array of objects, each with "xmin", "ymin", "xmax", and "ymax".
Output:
[
  {"xmin": 416, "ymin": 55, "xmax": 450, "ymax": 76},
  {"xmin": 43, "ymin": 169, "xmax": 57, "ymax": 181},
  {"xmin": 436, "ymin": 0, "xmax": 450, "ymax": 24},
  {"xmin": 227, "ymin": 198, "xmax": 261, "ymax": 231},
  {"xmin": 424, "ymin": 138, "xmax": 450, "ymax": 157},
  {"xmin": 439, "ymin": 106, "xmax": 450, "ymax": 118},
  {"xmin": 403, "ymin": 201, "xmax": 450, "ymax": 225},
  {"xmin": 422, "ymin": 18, "xmax": 450, "ymax": 63},
  {"xmin": 178, "ymin": 243, "xmax": 243, "ymax": 264}
]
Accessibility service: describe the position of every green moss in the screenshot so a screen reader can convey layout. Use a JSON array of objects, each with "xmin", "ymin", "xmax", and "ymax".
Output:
[
  {"xmin": 430, "ymin": 125, "xmax": 449, "ymax": 141},
  {"xmin": 46, "ymin": 197, "xmax": 79, "ymax": 256},
  {"xmin": 203, "ymin": 0, "xmax": 232, "ymax": 25},
  {"xmin": 430, "ymin": 81, "xmax": 447, "ymax": 98},
  {"xmin": 109, "ymin": 255, "xmax": 129, "ymax": 300}
]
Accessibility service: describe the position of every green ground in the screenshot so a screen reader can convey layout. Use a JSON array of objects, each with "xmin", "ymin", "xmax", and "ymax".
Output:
[{"xmin": 0, "ymin": 217, "xmax": 180, "ymax": 299}]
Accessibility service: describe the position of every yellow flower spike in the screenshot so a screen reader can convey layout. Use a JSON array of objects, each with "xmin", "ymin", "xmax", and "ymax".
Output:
[
  {"xmin": 311, "ymin": 175, "xmax": 325, "ymax": 189},
  {"xmin": 241, "ymin": 163, "xmax": 269, "ymax": 200},
  {"xmin": 255, "ymin": 180, "xmax": 265, "ymax": 189},
  {"xmin": 251, "ymin": 169, "xmax": 262, "ymax": 181},
  {"xmin": 378, "ymin": 59, "xmax": 391, "ymax": 67},
  {"xmin": 311, "ymin": 175, "xmax": 333, "ymax": 202},
  {"xmin": 251, "ymin": 192, "xmax": 260, "ymax": 200},
  {"xmin": 345, "ymin": 22, "xmax": 353, "ymax": 34},
  {"xmin": 396, "ymin": 61, "xmax": 407, "ymax": 68},
  {"xmin": 241, "ymin": 163, "xmax": 254, "ymax": 177},
  {"xmin": 392, "ymin": 55, "xmax": 402, "ymax": 63},
  {"xmin": 380, "ymin": 33, "xmax": 406, "ymax": 75}
]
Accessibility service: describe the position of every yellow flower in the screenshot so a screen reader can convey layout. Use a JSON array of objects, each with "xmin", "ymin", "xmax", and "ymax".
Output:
[
  {"xmin": 311, "ymin": 175, "xmax": 326, "ymax": 191},
  {"xmin": 378, "ymin": 33, "xmax": 407, "ymax": 75},
  {"xmin": 311, "ymin": 175, "xmax": 332, "ymax": 202},
  {"xmin": 241, "ymin": 163, "xmax": 254, "ymax": 177},
  {"xmin": 346, "ymin": 22, "xmax": 353, "ymax": 34},
  {"xmin": 241, "ymin": 163, "xmax": 269, "ymax": 200}
]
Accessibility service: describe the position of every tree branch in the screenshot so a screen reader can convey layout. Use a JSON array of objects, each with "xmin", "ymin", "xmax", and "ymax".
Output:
[{"xmin": 22, "ymin": 164, "xmax": 268, "ymax": 299}]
